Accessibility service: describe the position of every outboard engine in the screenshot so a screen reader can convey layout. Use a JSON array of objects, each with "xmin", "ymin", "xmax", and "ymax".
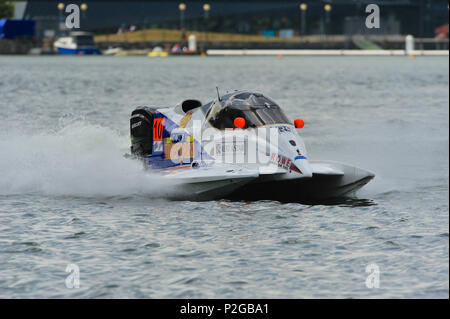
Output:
[{"xmin": 130, "ymin": 106, "xmax": 156, "ymax": 157}]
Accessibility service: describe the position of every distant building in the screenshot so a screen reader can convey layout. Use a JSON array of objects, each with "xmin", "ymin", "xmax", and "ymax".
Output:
[
  {"xmin": 21, "ymin": 0, "xmax": 450, "ymax": 38},
  {"xmin": 13, "ymin": 1, "xmax": 27, "ymax": 19}
]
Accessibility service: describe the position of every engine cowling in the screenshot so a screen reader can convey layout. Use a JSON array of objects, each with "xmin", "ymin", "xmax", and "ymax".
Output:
[{"xmin": 130, "ymin": 106, "xmax": 156, "ymax": 157}]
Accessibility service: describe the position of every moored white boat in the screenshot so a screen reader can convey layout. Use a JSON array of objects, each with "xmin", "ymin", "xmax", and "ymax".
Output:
[{"xmin": 53, "ymin": 31, "xmax": 100, "ymax": 55}]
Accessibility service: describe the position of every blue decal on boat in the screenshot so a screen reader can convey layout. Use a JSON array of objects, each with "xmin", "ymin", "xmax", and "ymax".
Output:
[
  {"xmin": 295, "ymin": 155, "xmax": 307, "ymax": 160},
  {"xmin": 145, "ymin": 110, "xmax": 214, "ymax": 170},
  {"xmin": 57, "ymin": 47, "xmax": 100, "ymax": 55}
]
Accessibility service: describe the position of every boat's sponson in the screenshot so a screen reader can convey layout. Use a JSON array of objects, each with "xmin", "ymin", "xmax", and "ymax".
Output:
[
  {"xmin": 162, "ymin": 160, "xmax": 374, "ymax": 203},
  {"xmin": 227, "ymin": 160, "xmax": 374, "ymax": 202}
]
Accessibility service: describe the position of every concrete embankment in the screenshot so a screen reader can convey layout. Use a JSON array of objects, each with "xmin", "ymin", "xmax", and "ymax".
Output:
[
  {"xmin": 0, "ymin": 39, "xmax": 35, "ymax": 54},
  {"xmin": 206, "ymin": 49, "xmax": 449, "ymax": 56}
]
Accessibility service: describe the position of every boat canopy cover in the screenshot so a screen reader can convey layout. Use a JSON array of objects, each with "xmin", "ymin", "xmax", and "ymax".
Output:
[{"xmin": 205, "ymin": 91, "xmax": 291, "ymax": 129}]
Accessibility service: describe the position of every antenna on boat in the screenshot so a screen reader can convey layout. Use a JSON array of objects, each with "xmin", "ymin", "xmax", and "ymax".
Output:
[{"xmin": 216, "ymin": 87, "xmax": 222, "ymax": 101}]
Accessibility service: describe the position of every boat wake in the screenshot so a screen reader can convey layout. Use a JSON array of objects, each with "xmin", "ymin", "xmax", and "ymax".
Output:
[{"xmin": 0, "ymin": 121, "xmax": 176, "ymax": 197}]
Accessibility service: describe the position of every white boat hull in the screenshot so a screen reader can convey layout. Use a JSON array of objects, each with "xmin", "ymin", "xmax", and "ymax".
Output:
[{"xmin": 155, "ymin": 161, "xmax": 374, "ymax": 202}]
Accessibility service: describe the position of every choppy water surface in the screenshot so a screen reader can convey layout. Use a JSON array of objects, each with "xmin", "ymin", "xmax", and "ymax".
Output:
[{"xmin": 0, "ymin": 56, "xmax": 448, "ymax": 298}]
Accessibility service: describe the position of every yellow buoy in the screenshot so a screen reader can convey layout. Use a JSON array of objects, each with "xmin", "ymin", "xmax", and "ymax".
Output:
[{"xmin": 148, "ymin": 51, "xmax": 169, "ymax": 57}]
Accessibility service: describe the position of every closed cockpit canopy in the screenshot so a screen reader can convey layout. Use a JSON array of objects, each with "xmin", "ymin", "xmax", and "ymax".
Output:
[{"xmin": 204, "ymin": 91, "xmax": 291, "ymax": 129}]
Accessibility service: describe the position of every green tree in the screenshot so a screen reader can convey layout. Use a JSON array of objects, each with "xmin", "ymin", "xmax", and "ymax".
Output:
[{"xmin": 0, "ymin": 0, "xmax": 14, "ymax": 19}]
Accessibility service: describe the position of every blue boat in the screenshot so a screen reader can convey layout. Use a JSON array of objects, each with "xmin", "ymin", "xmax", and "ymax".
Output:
[{"xmin": 54, "ymin": 31, "xmax": 100, "ymax": 55}]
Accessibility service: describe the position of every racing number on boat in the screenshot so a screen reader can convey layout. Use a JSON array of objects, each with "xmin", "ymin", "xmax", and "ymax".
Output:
[{"xmin": 153, "ymin": 118, "xmax": 165, "ymax": 141}]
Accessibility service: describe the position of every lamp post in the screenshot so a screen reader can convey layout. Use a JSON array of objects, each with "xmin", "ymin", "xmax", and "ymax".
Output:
[
  {"xmin": 178, "ymin": 3, "xmax": 186, "ymax": 31},
  {"xmin": 324, "ymin": 4, "xmax": 332, "ymax": 35},
  {"xmin": 80, "ymin": 3, "xmax": 87, "ymax": 29},
  {"xmin": 203, "ymin": 3, "xmax": 210, "ymax": 28},
  {"xmin": 299, "ymin": 3, "xmax": 307, "ymax": 36},
  {"xmin": 57, "ymin": 3, "xmax": 65, "ymax": 34},
  {"xmin": 203, "ymin": 3, "xmax": 210, "ymax": 42}
]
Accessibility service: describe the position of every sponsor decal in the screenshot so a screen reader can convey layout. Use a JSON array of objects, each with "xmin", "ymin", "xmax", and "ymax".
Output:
[
  {"xmin": 131, "ymin": 121, "xmax": 141, "ymax": 129},
  {"xmin": 270, "ymin": 153, "xmax": 291, "ymax": 170},
  {"xmin": 153, "ymin": 140, "xmax": 163, "ymax": 153},
  {"xmin": 153, "ymin": 118, "xmax": 164, "ymax": 141},
  {"xmin": 215, "ymin": 142, "xmax": 245, "ymax": 156},
  {"xmin": 171, "ymin": 132, "xmax": 187, "ymax": 143},
  {"xmin": 295, "ymin": 155, "xmax": 307, "ymax": 160},
  {"xmin": 179, "ymin": 111, "xmax": 193, "ymax": 129},
  {"xmin": 164, "ymin": 135, "xmax": 194, "ymax": 161},
  {"xmin": 278, "ymin": 126, "xmax": 292, "ymax": 133},
  {"xmin": 289, "ymin": 162, "xmax": 303, "ymax": 174},
  {"xmin": 270, "ymin": 153, "xmax": 303, "ymax": 174}
]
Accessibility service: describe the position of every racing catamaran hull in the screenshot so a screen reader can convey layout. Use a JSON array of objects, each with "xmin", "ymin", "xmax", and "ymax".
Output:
[
  {"xmin": 128, "ymin": 91, "xmax": 375, "ymax": 203},
  {"xmin": 227, "ymin": 161, "xmax": 374, "ymax": 202}
]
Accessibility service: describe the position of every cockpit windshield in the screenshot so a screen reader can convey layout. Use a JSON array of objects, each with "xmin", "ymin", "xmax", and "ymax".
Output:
[{"xmin": 206, "ymin": 92, "xmax": 290, "ymax": 130}]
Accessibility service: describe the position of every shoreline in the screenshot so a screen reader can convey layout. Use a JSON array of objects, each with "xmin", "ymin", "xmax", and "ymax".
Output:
[{"xmin": 206, "ymin": 49, "xmax": 449, "ymax": 56}]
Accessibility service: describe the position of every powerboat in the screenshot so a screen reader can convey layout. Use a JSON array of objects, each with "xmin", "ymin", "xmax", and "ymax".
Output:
[
  {"xmin": 54, "ymin": 31, "xmax": 100, "ymax": 55},
  {"xmin": 128, "ymin": 90, "xmax": 374, "ymax": 202}
]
